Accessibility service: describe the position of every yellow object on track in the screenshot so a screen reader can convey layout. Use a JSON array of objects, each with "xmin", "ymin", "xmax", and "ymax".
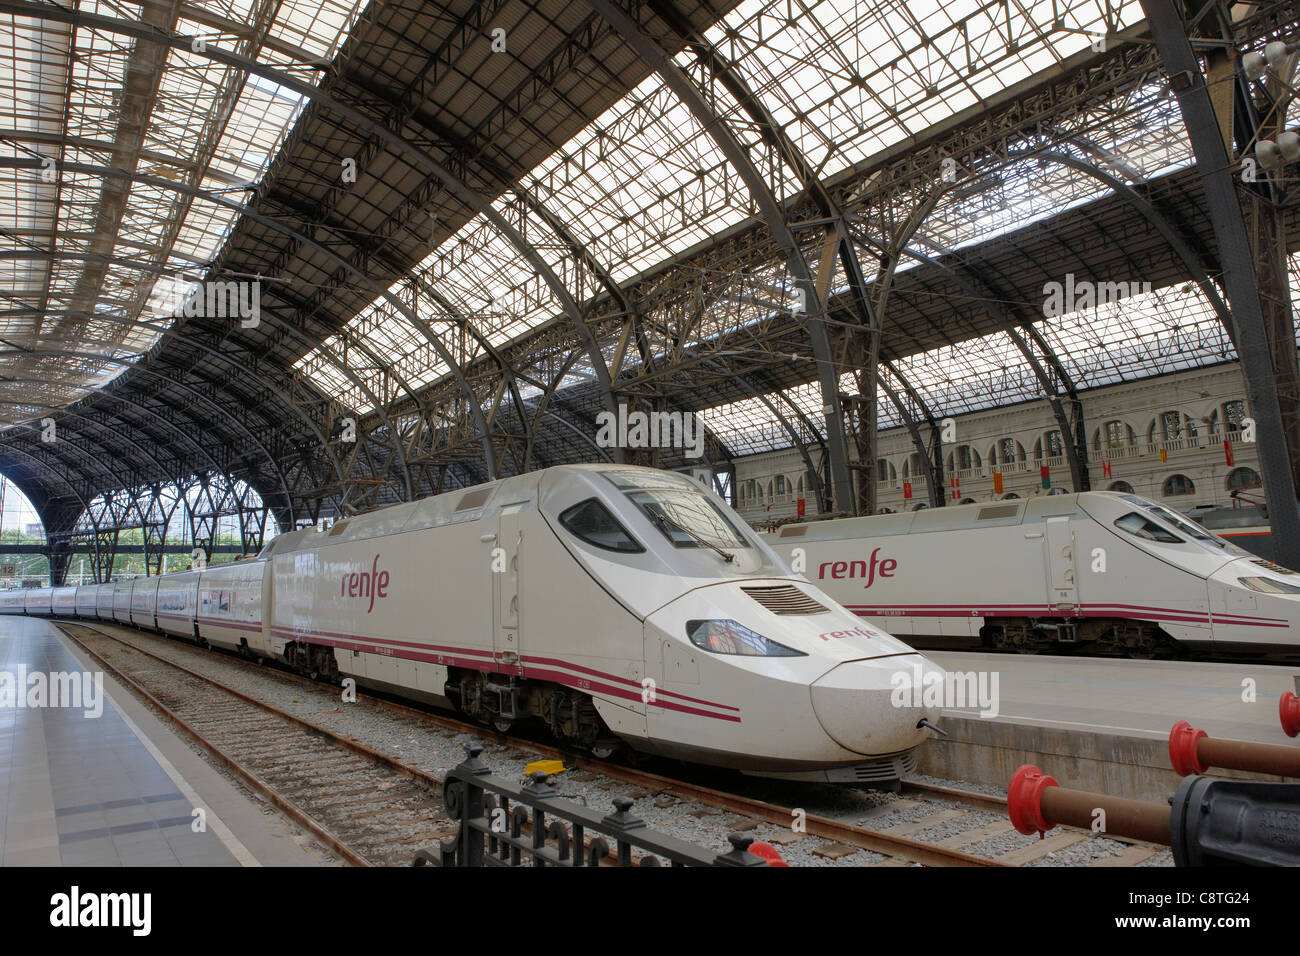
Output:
[{"xmin": 525, "ymin": 759, "xmax": 565, "ymax": 776}]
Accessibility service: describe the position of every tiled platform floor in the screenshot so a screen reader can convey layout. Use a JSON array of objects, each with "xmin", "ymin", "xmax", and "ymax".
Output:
[{"xmin": 1, "ymin": 615, "xmax": 330, "ymax": 867}]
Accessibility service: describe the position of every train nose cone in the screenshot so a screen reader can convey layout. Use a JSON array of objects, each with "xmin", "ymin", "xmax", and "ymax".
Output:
[{"xmin": 810, "ymin": 654, "xmax": 944, "ymax": 756}]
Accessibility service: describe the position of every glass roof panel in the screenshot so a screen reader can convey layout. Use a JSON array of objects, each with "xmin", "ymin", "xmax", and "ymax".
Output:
[{"xmin": 0, "ymin": 0, "xmax": 365, "ymax": 424}]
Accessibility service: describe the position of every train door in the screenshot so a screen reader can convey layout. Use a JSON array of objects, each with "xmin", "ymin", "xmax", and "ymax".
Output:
[
  {"xmin": 1044, "ymin": 516, "xmax": 1077, "ymax": 611},
  {"xmin": 494, "ymin": 503, "xmax": 525, "ymax": 670}
]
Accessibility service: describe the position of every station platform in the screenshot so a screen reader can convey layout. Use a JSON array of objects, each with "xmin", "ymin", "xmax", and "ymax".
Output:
[
  {"xmin": 0, "ymin": 616, "xmax": 333, "ymax": 866},
  {"xmin": 917, "ymin": 651, "xmax": 1300, "ymax": 802}
]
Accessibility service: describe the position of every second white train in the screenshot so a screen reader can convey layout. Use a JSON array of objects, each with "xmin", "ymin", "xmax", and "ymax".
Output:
[{"xmin": 766, "ymin": 491, "xmax": 1300, "ymax": 660}]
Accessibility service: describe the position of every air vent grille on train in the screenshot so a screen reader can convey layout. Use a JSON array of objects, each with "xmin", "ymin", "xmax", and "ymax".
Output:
[
  {"xmin": 741, "ymin": 585, "xmax": 828, "ymax": 615},
  {"xmin": 977, "ymin": 504, "xmax": 1020, "ymax": 520},
  {"xmin": 1252, "ymin": 559, "xmax": 1296, "ymax": 575},
  {"xmin": 779, "ymin": 525, "xmax": 807, "ymax": 537},
  {"xmin": 852, "ymin": 751, "xmax": 917, "ymax": 782}
]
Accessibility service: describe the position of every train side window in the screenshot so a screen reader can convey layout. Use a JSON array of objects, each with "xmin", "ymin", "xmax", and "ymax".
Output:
[
  {"xmin": 559, "ymin": 499, "xmax": 644, "ymax": 553},
  {"xmin": 1114, "ymin": 512, "xmax": 1182, "ymax": 543}
]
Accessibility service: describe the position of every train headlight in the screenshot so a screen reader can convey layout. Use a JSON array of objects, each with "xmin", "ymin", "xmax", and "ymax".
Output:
[
  {"xmin": 686, "ymin": 619, "xmax": 806, "ymax": 657},
  {"xmin": 1237, "ymin": 576, "xmax": 1300, "ymax": 595}
]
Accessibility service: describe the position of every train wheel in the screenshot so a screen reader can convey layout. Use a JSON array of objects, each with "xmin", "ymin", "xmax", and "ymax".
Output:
[{"xmin": 591, "ymin": 739, "xmax": 619, "ymax": 759}]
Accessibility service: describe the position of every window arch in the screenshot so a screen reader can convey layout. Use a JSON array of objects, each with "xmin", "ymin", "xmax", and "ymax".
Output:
[
  {"xmin": 1162, "ymin": 474, "xmax": 1195, "ymax": 496},
  {"xmin": 1226, "ymin": 467, "xmax": 1260, "ymax": 492},
  {"xmin": 945, "ymin": 444, "xmax": 981, "ymax": 473},
  {"xmin": 1094, "ymin": 420, "xmax": 1135, "ymax": 451},
  {"xmin": 991, "ymin": 438, "xmax": 1025, "ymax": 466},
  {"xmin": 1108, "ymin": 480, "xmax": 1135, "ymax": 494},
  {"xmin": 1034, "ymin": 430, "xmax": 1064, "ymax": 461},
  {"xmin": 1148, "ymin": 410, "xmax": 1199, "ymax": 444}
]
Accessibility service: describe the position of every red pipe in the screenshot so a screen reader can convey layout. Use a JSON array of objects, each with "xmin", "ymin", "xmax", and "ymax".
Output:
[
  {"xmin": 1169, "ymin": 720, "xmax": 1300, "ymax": 777},
  {"xmin": 1007, "ymin": 765, "xmax": 1171, "ymax": 844}
]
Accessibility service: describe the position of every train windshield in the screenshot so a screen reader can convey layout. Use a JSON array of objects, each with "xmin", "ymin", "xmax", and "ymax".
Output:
[
  {"xmin": 1117, "ymin": 494, "xmax": 1228, "ymax": 549},
  {"xmin": 602, "ymin": 470, "xmax": 750, "ymax": 553}
]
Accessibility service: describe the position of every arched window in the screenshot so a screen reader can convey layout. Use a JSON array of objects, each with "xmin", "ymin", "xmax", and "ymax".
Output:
[
  {"xmin": 912, "ymin": 502, "xmax": 929, "ymax": 511},
  {"xmin": 796, "ymin": 475, "xmax": 805, "ymax": 496},
  {"xmin": 1048, "ymin": 487, "xmax": 1069, "ymax": 496},
  {"xmin": 1221, "ymin": 400, "xmax": 1247, "ymax": 435},
  {"xmin": 1001, "ymin": 492, "xmax": 1020, "ymax": 499},
  {"xmin": 1095, "ymin": 419, "xmax": 1134, "ymax": 451},
  {"xmin": 1163, "ymin": 474, "xmax": 1195, "ymax": 496},
  {"xmin": 994, "ymin": 438, "xmax": 1023, "ymax": 465},
  {"xmin": 775, "ymin": 475, "xmax": 786, "ymax": 497},
  {"xmin": 1226, "ymin": 467, "xmax": 1260, "ymax": 492},
  {"xmin": 958, "ymin": 497, "xmax": 977, "ymax": 504},
  {"xmin": 1108, "ymin": 480, "xmax": 1135, "ymax": 494},
  {"xmin": 1035, "ymin": 430, "xmax": 1064, "ymax": 460}
]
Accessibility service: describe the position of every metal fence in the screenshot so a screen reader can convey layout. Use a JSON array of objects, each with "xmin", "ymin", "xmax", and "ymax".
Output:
[{"xmin": 413, "ymin": 742, "xmax": 770, "ymax": 867}]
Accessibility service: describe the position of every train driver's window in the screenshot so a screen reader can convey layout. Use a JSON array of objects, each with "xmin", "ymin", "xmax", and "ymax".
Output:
[
  {"xmin": 559, "ymin": 499, "xmax": 644, "ymax": 553},
  {"xmin": 1114, "ymin": 512, "xmax": 1182, "ymax": 543}
]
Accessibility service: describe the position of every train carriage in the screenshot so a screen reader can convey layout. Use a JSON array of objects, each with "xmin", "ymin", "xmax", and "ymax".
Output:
[
  {"xmin": 0, "ymin": 589, "xmax": 28, "ymax": 614},
  {"xmin": 24, "ymin": 587, "xmax": 52, "ymax": 616},
  {"xmin": 75, "ymin": 585, "xmax": 99, "ymax": 618},
  {"xmin": 155, "ymin": 571, "xmax": 200, "ymax": 639},
  {"xmin": 130, "ymin": 577, "xmax": 160, "ymax": 631},
  {"xmin": 95, "ymin": 581, "xmax": 115, "ymax": 621},
  {"xmin": 51, "ymin": 586, "xmax": 78, "ymax": 617},
  {"xmin": 196, "ymin": 560, "xmax": 265, "ymax": 653},
  {"xmin": 111, "ymin": 579, "xmax": 134, "ymax": 625}
]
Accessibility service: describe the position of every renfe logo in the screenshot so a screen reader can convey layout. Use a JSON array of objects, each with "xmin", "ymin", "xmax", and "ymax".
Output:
[
  {"xmin": 342, "ymin": 555, "xmax": 389, "ymax": 613},
  {"xmin": 818, "ymin": 624, "xmax": 874, "ymax": 642},
  {"xmin": 818, "ymin": 547, "xmax": 897, "ymax": 589}
]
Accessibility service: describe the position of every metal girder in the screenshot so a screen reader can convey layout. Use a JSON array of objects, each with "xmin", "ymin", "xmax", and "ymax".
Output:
[
  {"xmin": 582, "ymin": 0, "xmax": 853, "ymax": 514},
  {"xmin": 1141, "ymin": 0, "xmax": 1300, "ymax": 568},
  {"xmin": 0, "ymin": 343, "xmax": 296, "ymax": 507}
]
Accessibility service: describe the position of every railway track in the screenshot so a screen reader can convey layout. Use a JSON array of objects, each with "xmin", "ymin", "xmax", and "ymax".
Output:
[{"xmin": 56, "ymin": 620, "xmax": 1161, "ymax": 867}]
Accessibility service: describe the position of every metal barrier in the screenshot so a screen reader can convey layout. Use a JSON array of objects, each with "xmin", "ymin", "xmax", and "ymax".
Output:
[{"xmin": 413, "ymin": 742, "xmax": 769, "ymax": 867}]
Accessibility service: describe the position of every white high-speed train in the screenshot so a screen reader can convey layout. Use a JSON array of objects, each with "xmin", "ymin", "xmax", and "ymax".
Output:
[
  {"xmin": 766, "ymin": 491, "xmax": 1300, "ymax": 660},
  {"xmin": 4, "ymin": 464, "xmax": 945, "ymax": 785}
]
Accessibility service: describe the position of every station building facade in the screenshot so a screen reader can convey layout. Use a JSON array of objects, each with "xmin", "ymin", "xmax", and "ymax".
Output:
[{"xmin": 734, "ymin": 361, "xmax": 1265, "ymax": 526}]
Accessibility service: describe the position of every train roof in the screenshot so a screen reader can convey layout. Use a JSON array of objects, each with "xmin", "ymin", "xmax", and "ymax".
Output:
[
  {"xmin": 256, "ymin": 463, "xmax": 705, "ymax": 557},
  {"xmin": 769, "ymin": 491, "xmax": 1129, "ymax": 543}
]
